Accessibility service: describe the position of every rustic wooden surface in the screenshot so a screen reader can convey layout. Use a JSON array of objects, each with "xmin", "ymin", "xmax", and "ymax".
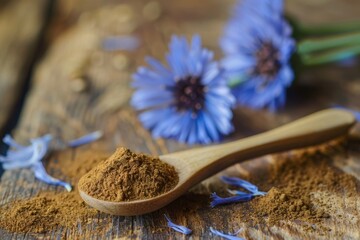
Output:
[
  {"xmin": 1, "ymin": 0, "xmax": 360, "ymax": 239},
  {"xmin": 0, "ymin": 0, "xmax": 50, "ymax": 136}
]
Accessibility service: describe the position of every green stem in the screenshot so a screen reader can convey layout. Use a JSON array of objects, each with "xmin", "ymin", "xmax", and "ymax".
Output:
[
  {"xmin": 298, "ymin": 21, "xmax": 360, "ymax": 37},
  {"xmin": 298, "ymin": 32, "xmax": 360, "ymax": 54},
  {"xmin": 301, "ymin": 45, "xmax": 360, "ymax": 65}
]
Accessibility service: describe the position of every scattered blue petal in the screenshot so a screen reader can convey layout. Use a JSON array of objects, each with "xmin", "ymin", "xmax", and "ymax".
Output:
[
  {"xmin": 209, "ymin": 227, "xmax": 244, "ymax": 240},
  {"xmin": 164, "ymin": 214, "xmax": 192, "ymax": 235},
  {"xmin": 210, "ymin": 193, "xmax": 253, "ymax": 208},
  {"xmin": 67, "ymin": 131, "xmax": 103, "ymax": 148},
  {"xmin": 228, "ymin": 189, "xmax": 266, "ymax": 197},
  {"xmin": 333, "ymin": 106, "xmax": 360, "ymax": 121},
  {"xmin": 3, "ymin": 134, "xmax": 26, "ymax": 149},
  {"xmin": 227, "ymin": 189, "xmax": 250, "ymax": 196},
  {"xmin": 1, "ymin": 135, "xmax": 52, "ymax": 169},
  {"xmin": 32, "ymin": 162, "xmax": 72, "ymax": 192},
  {"xmin": 220, "ymin": 0, "xmax": 295, "ymax": 111},
  {"xmin": 221, "ymin": 176, "xmax": 266, "ymax": 196},
  {"xmin": 0, "ymin": 134, "xmax": 71, "ymax": 191},
  {"xmin": 102, "ymin": 35, "xmax": 140, "ymax": 51},
  {"xmin": 131, "ymin": 35, "xmax": 235, "ymax": 144},
  {"xmin": 212, "ymin": 177, "xmax": 266, "ymax": 207}
]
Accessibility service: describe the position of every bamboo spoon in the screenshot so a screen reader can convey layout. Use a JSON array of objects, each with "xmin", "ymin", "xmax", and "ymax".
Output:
[{"xmin": 79, "ymin": 109, "xmax": 356, "ymax": 216}]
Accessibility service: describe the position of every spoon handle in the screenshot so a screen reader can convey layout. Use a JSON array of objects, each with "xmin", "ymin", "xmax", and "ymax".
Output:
[{"xmin": 164, "ymin": 109, "xmax": 355, "ymax": 184}]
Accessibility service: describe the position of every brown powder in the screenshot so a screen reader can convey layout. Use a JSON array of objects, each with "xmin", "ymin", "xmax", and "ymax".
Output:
[
  {"xmin": 79, "ymin": 147, "xmax": 179, "ymax": 202},
  {"xmin": 47, "ymin": 148, "xmax": 109, "ymax": 180},
  {"xmin": 0, "ymin": 192, "xmax": 95, "ymax": 233},
  {"xmin": 0, "ymin": 149, "xmax": 109, "ymax": 234},
  {"xmin": 251, "ymin": 188, "xmax": 326, "ymax": 227},
  {"xmin": 232, "ymin": 138, "xmax": 359, "ymax": 233}
]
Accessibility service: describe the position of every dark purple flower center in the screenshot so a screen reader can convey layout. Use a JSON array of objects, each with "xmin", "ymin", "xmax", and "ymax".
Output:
[
  {"xmin": 174, "ymin": 76, "xmax": 205, "ymax": 112},
  {"xmin": 254, "ymin": 42, "xmax": 281, "ymax": 79}
]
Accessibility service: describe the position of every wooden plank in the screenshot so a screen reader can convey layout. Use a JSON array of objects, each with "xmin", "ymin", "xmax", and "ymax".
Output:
[
  {"xmin": 0, "ymin": 0, "xmax": 49, "ymax": 136},
  {"xmin": 1, "ymin": 0, "xmax": 360, "ymax": 239}
]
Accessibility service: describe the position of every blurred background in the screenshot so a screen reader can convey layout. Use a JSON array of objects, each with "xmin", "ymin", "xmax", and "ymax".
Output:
[{"xmin": 1, "ymin": 0, "xmax": 359, "ymax": 160}]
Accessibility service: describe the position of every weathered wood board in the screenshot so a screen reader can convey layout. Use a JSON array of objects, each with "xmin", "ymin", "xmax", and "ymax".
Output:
[
  {"xmin": 0, "ymin": 0, "xmax": 49, "ymax": 136},
  {"xmin": 0, "ymin": 0, "xmax": 360, "ymax": 239}
]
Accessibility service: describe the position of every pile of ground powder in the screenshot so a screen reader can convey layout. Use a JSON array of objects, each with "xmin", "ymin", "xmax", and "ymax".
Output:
[
  {"xmin": 0, "ymin": 192, "xmax": 93, "ymax": 233},
  {"xmin": 79, "ymin": 147, "xmax": 179, "ymax": 202},
  {"xmin": 0, "ymin": 149, "xmax": 108, "ymax": 234},
  {"xmin": 233, "ymin": 139, "xmax": 358, "ymax": 233}
]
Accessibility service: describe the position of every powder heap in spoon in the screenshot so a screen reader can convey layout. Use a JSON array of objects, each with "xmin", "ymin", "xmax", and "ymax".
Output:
[{"xmin": 79, "ymin": 147, "xmax": 179, "ymax": 202}]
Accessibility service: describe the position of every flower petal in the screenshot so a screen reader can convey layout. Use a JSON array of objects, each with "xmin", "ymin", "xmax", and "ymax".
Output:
[
  {"xmin": 2, "ymin": 135, "xmax": 52, "ymax": 169},
  {"xmin": 68, "ymin": 131, "xmax": 103, "ymax": 148},
  {"xmin": 131, "ymin": 89, "xmax": 173, "ymax": 110},
  {"xmin": 209, "ymin": 227, "xmax": 244, "ymax": 240},
  {"xmin": 210, "ymin": 192, "xmax": 253, "ymax": 207},
  {"xmin": 102, "ymin": 35, "xmax": 140, "ymax": 51},
  {"xmin": 146, "ymin": 57, "xmax": 172, "ymax": 79},
  {"xmin": 164, "ymin": 214, "xmax": 192, "ymax": 235},
  {"xmin": 3, "ymin": 135, "xmax": 26, "ymax": 149},
  {"xmin": 32, "ymin": 162, "xmax": 72, "ymax": 192},
  {"xmin": 220, "ymin": 176, "xmax": 259, "ymax": 193},
  {"xmin": 1, "ymin": 134, "xmax": 71, "ymax": 191}
]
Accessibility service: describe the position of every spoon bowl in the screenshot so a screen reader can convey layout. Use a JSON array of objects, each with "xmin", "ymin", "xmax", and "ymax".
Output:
[{"xmin": 79, "ymin": 109, "xmax": 356, "ymax": 216}]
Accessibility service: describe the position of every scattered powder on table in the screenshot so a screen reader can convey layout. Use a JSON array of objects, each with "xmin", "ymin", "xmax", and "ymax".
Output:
[
  {"xmin": 0, "ymin": 192, "xmax": 94, "ymax": 233},
  {"xmin": 47, "ymin": 148, "xmax": 109, "ymax": 180},
  {"xmin": 79, "ymin": 147, "xmax": 179, "ymax": 202},
  {"xmin": 0, "ymin": 149, "xmax": 109, "ymax": 234},
  {"xmin": 233, "ymin": 139, "xmax": 359, "ymax": 233}
]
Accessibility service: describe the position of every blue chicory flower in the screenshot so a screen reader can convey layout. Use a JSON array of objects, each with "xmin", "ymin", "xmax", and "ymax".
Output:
[
  {"xmin": 131, "ymin": 35, "xmax": 235, "ymax": 144},
  {"xmin": 209, "ymin": 227, "xmax": 244, "ymax": 240},
  {"xmin": 210, "ymin": 192, "xmax": 253, "ymax": 208},
  {"xmin": 221, "ymin": 176, "xmax": 266, "ymax": 196},
  {"xmin": 0, "ymin": 134, "xmax": 72, "ymax": 191},
  {"xmin": 164, "ymin": 214, "xmax": 192, "ymax": 235},
  {"xmin": 67, "ymin": 131, "xmax": 103, "ymax": 148},
  {"xmin": 220, "ymin": 0, "xmax": 295, "ymax": 111}
]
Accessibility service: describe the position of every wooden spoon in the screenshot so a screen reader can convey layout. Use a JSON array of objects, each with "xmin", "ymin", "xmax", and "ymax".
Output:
[{"xmin": 79, "ymin": 109, "xmax": 356, "ymax": 216}]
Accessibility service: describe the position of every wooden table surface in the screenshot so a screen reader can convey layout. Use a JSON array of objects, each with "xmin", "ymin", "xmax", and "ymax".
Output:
[{"xmin": 0, "ymin": 0, "xmax": 360, "ymax": 239}]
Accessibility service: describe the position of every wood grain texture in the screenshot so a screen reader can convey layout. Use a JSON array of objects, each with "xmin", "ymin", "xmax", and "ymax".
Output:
[
  {"xmin": 0, "ymin": 0, "xmax": 49, "ymax": 136},
  {"xmin": 0, "ymin": 0, "xmax": 360, "ymax": 239}
]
